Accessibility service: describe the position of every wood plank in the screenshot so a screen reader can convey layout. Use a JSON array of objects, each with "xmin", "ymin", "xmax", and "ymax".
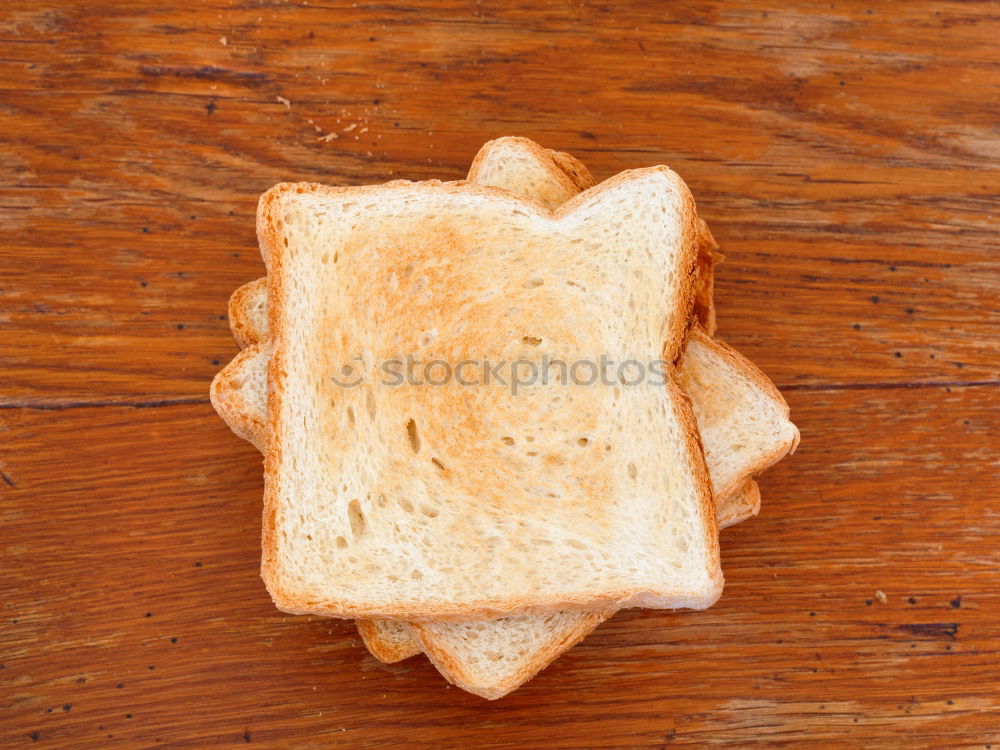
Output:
[
  {"xmin": 2, "ymin": 384, "xmax": 997, "ymax": 747},
  {"xmin": 2, "ymin": 0, "xmax": 998, "ymax": 403},
  {"xmin": 2, "ymin": 0, "xmax": 999, "ymax": 745}
]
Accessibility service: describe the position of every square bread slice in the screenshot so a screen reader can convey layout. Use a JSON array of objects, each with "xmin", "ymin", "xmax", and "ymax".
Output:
[{"xmin": 257, "ymin": 168, "xmax": 723, "ymax": 620}]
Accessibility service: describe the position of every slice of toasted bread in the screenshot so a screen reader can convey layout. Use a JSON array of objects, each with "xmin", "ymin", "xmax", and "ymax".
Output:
[{"xmin": 256, "ymin": 169, "xmax": 723, "ymax": 619}]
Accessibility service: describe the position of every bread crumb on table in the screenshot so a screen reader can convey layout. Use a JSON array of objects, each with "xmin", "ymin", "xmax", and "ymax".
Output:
[{"xmin": 875, "ymin": 590, "xmax": 888, "ymax": 603}]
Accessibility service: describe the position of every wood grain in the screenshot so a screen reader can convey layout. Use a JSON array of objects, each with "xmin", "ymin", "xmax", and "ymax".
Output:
[{"xmin": 1, "ymin": 0, "xmax": 998, "ymax": 747}]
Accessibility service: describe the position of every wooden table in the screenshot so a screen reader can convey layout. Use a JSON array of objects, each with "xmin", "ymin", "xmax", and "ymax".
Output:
[{"xmin": 2, "ymin": 2, "xmax": 998, "ymax": 747}]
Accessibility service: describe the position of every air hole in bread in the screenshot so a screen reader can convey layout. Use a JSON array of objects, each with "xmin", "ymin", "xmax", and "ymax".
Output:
[
  {"xmin": 501, "ymin": 436, "xmax": 515, "ymax": 446},
  {"xmin": 347, "ymin": 406, "xmax": 355, "ymax": 425},
  {"xmin": 334, "ymin": 535, "xmax": 347, "ymax": 549},
  {"xmin": 411, "ymin": 569, "xmax": 423, "ymax": 580},
  {"xmin": 524, "ymin": 277, "xmax": 544, "ymax": 288},
  {"xmin": 333, "ymin": 251, "xmax": 339, "ymax": 264},
  {"xmin": 627, "ymin": 462, "xmax": 638, "ymax": 480},
  {"xmin": 430, "ymin": 457, "xmax": 447, "ymax": 473},
  {"xmin": 365, "ymin": 391, "xmax": 376, "ymax": 420},
  {"xmin": 347, "ymin": 500, "xmax": 366, "ymax": 538},
  {"xmin": 521, "ymin": 336, "xmax": 542, "ymax": 346},
  {"xmin": 397, "ymin": 497, "xmax": 414, "ymax": 513},
  {"xmin": 526, "ymin": 451, "xmax": 538, "ymax": 457},
  {"xmin": 321, "ymin": 252, "xmax": 329, "ymax": 264},
  {"xmin": 419, "ymin": 504, "xmax": 440, "ymax": 518},
  {"xmin": 525, "ymin": 435, "xmax": 535, "ymax": 443},
  {"xmin": 403, "ymin": 263, "xmax": 414, "ymax": 277},
  {"xmin": 406, "ymin": 418, "xmax": 420, "ymax": 453},
  {"xmin": 577, "ymin": 437, "xmax": 590, "ymax": 447}
]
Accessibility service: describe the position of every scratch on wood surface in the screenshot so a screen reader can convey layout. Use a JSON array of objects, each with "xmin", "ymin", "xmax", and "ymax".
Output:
[{"xmin": 0, "ymin": 398, "xmax": 211, "ymax": 411}]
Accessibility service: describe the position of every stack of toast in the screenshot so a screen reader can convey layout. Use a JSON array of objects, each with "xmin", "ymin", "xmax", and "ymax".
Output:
[{"xmin": 210, "ymin": 137, "xmax": 798, "ymax": 699}]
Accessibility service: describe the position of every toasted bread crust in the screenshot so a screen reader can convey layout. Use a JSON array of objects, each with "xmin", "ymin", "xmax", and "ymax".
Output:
[{"xmin": 694, "ymin": 219, "xmax": 721, "ymax": 335}]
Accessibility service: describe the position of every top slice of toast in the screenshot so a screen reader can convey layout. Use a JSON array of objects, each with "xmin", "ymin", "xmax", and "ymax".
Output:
[{"xmin": 258, "ymin": 169, "xmax": 723, "ymax": 620}]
